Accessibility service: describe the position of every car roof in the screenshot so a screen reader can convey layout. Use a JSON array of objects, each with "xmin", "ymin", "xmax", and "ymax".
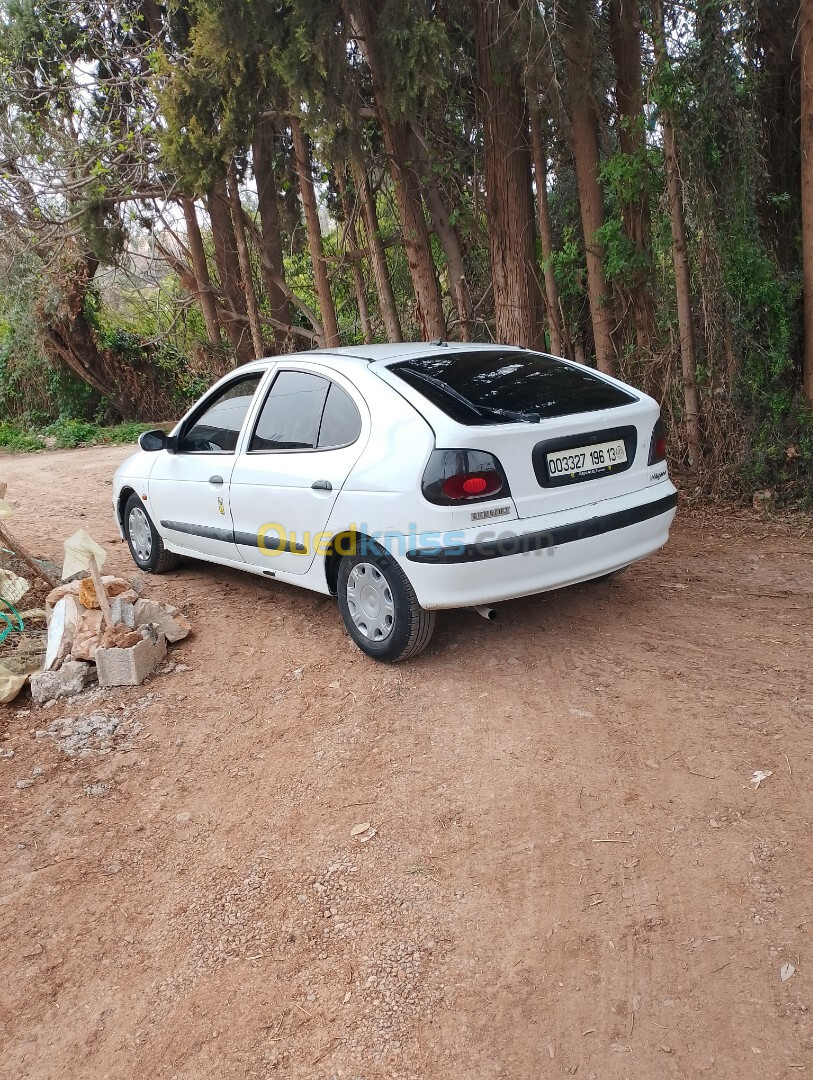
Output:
[{"xmin": 240, "ymin": 341, "xmax": 528, "ymax": 374}]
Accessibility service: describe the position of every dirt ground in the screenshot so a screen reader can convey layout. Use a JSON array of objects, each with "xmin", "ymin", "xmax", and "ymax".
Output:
[{"xmin": 1, "ymin": 444, "xmax": 812, "ymax": 1079}]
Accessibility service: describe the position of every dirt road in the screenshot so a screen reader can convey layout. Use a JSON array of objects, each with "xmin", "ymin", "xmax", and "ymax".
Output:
[{"xmin": 2, "ymin": 444, "xmax": 812, "ymax": 1079}]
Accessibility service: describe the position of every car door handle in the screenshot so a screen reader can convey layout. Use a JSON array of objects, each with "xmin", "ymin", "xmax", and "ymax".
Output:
[
  {"xmin": 209, "ymin": 475, "xmax": 224, "ymax": 485},
  {"xmin": 311, "ymin": 480, "xmax": 332, "ymax": 491}
]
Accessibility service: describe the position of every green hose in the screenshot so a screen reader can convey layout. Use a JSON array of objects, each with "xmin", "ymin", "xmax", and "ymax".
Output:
[{"xmin": 0, "ymin": 597, "xmax": 24, "ymax": 643}]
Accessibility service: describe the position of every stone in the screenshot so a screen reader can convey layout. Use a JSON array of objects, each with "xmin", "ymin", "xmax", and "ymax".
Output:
[
  {"xmin": 71, "ymin": 629, "xmax": 101, "ymax": 662},
  {"xmin": 78, "ymin": 576, "xmax": 135, "ymax": 609},
  {"xmin": 44, "ymin": 595, "xmax": 81, "ymax": 671},
  {"xmin": 94, "ymin": 631, "xmax": 166, "ymax": 688},
  {"xmin": 30, "ymin": 661, "xmax": 94, "ymax": 704},
  {"xmin": 70, "ymin": 608, "xmax": 105, "ymax": 660},
  {"xmin": 47, "ymin": 576, "xmax": 135, "ymax": 613},
  {"xmin": 132, "ymin": 598, "xmax": 191, "ymax": 643},
  {"xmin": 78, "ymin": 576, "xmax": 101, "ymax": 609},
  {"xmin": 45, "ymin": 579, "xmax": 82, "ymax": 611},
  {"xmin": 100, "ymin": 625, "xmax": 142, "ymax": 650},
  {"xmin": 77, "ymin": 608, "xmax": 104, "ymax": 634},
  {"xmin": 102, "ymin": 577, "xmax": 134, "ymax": 597},
  {"xmin": 15, "ymin": 778, "xmax": 33, "ymax": 790}
]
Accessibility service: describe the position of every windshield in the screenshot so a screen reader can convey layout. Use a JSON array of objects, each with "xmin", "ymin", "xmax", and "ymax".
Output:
[{"xmin": 389, "ymin": 350, "xmax": 637, "ymax": 425}]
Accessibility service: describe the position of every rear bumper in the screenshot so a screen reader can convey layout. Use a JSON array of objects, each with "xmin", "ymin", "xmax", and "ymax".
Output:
[{"xmin": 400, "ymin": 482, "xmax": 678, "ymax": 610}]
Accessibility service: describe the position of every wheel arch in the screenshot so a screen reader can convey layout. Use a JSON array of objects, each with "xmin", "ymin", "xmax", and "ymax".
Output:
[
  {"xmin": 323, "ymin": 530, "xmax": 376, "ymax": 594},
  {"xmin": 117, "ymin": 485, "xmax": 137, "ymax": 531}
]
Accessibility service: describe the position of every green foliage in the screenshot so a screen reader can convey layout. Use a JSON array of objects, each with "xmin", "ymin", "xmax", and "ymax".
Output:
[
  {"xmin": 43, "ymin": 418, "xmax": 154, "ymax": 448},
  {"xmin": 548, "ymin": 225, "xmax": 585, "ymax": 314},
  {"xmin": 738, "ymin": 404, "xmax": 813, "ymax": 506},
  {"xmin": 372, "ymin": 1, "xmax": 450, "ymax": 117},
  {"xmin": 0, "ymin": 418, "xmax": 154, "ymax": 453},
  {"xmin": 0, "ymin": 423, "xmax": 44, "ymax": 452}
]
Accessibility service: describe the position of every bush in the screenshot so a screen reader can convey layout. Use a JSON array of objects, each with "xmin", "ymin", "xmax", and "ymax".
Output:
[
  {"xmin": 44, "ymin": 419, "xmax": 101, "ymax": 448},
  {"xmin": 0, "ymin": 423, "xmax": 44, "ymax": 452}
]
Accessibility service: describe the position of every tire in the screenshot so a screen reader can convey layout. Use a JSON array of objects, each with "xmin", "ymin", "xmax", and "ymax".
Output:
[
  {"xmin": 337, "ymin": 542, "xmax": 435, "ymax": 662},
  {"xmin": 123, "ymin": 493, "xmax": 179, "ymax": 574}
]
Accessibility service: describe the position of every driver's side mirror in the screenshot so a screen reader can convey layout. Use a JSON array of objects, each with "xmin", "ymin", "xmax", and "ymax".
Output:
[{"xmin": 138, "ymin": 429, "xmax": 177, "ymax": 453}]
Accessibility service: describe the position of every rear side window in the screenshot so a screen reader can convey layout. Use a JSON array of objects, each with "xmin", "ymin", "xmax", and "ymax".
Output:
[
  {"xmin": 318, "ymin": 383, "xmax": 361, "ymax": 448},
  {"xmin": 251, "ymin": 371, "xmax": 329, "ymax": 450},
  {"xmin": 389, "ymin": 351, "xmax": 636, "ymax": 424},
  {"xmin": 249, "ymin": 371, "xmax": 362, "ymax": 451}
]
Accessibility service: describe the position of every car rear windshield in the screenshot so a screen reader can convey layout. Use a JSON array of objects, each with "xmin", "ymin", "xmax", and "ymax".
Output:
[{"xmin": 389, "ymin": 350, "xmax": 637, "ymax": 425}]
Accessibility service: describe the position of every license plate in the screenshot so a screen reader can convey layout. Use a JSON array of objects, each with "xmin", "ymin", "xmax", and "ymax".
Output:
[{"xmin": 547, "ymin": 439, "xmax": 627, "ymax": 479}]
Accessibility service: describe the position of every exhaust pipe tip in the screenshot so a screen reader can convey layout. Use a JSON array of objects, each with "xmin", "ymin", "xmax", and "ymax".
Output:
[{"xmin": 472, "ymin": 605, "xmax": 497, "ymax": 621}]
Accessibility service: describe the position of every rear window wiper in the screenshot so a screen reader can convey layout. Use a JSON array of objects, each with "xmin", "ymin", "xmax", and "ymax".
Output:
[
  {"xmin": 403, "ymin": 368, "xmax": 485, "ymax": 418},
  {"xmin": 401, "ymin": 367, "xmax": 541, "ymax": 424},
  {"xmin": 478, "ymin": 406, "xmax": 541, "ymax": 424}
]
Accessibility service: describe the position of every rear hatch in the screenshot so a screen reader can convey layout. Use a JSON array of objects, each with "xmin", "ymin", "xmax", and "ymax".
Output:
[{"xmin": 375, "ymin": 348, "xmax": 661, "ymax": 520}]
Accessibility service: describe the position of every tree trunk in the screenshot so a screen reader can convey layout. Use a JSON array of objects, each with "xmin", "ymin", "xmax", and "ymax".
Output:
[
  {"xmin": 471, "ymin": 0, "xmax": 542, "ymax": 348},
  {"xmin": 408, "ymin": 126, "xmax": 473, "ymax": 341},
  {"xmin": 207, "ymin": 176, "xmax": 254, "ymax": 364},
  {"xmin": 290, "ymin": 114, "xmax": 340, "ymax": 348},
  {"xmin": 608, "ymin": 0, "xmax": 656, "ymax": 356},
  {"xmin": 801, "ymin": 0, "xmax": 813, "ymax": 406},
  {"xmin": 349, "ymin": 147, "xmax": 403, "ymax": 342},
  {"xmin": 652, "ymin": 0, "xmax": 702, "ymax": 465},
  {"xmin": 561, "ymin": 6, "xmax": 616, "ymax": 375},
  {"xmin": 252, "ymin": 116, "xmax": 292, "ymax": 350},
  {"xmin": 227, "ymin": 165, "xmax": 265, "ymax": 359},
  {"xmin": 336, "ymin": 163, "xmax": 374, "ymax": 344},
  {"xmin": 344, "ymin": 0, "xmax": 446, "ymax": 340},
  {"xmin": 38, "ymin": 255, "xmax": 166, "ymax": 420},
  {"xmin": 180, "ymin": 197, "xmax": 222, "ymax": 346},
  {"xmin": 568, "ymin": 104, "xmax": 616, "ymax": 374},
  {"xmin": 528, "ymin": 102, "xmax": 566, "ymax": 356}
]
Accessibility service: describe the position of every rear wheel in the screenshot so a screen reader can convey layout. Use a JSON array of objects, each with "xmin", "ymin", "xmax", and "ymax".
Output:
[
  {"xmin": 337, "ymin": 543, "xmax": 435, "ymax": 661},
  {"xmin": 123, "ymin": 493, "xmax": 179, "ymax": 574}
]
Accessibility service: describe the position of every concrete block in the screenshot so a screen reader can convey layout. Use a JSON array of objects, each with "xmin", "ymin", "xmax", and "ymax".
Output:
[
  {"xmin": 132, "ymin": 599, "xmax": 190, "ymax": 643},
  {"xmin": 95, "ymin": 632, "xmax": 166, "ymax": 688},
  {"xmin": 110, "ymin": 597, "xmax": 136, "ymax": 628},
  {"xmin": 30, "ymin": 661, "xmax": 94, "ymax": 704}
]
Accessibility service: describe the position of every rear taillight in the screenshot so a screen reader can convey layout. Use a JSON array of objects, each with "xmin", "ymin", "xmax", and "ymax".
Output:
[
  {"xmin": 422, "ymin": 449, "xmax": 511, "ymax": 506},
  {"xmin": 648, "ymin": 419, "xmax": 667, "ymax": 465}
]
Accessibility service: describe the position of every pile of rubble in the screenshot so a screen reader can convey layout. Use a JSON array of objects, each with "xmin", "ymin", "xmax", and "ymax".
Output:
[
  {"xmin": 0, "ymin": 496, "xmax": 191, "ymax": 704},
  {"xmin": 29, "ymin": 575, "xmax": 190, "ymax": 703}
]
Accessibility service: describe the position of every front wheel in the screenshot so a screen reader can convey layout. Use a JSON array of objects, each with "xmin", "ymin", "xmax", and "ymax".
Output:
[
  {"xmin": 123, "ymin": 493, "xmax": 179, "ymax": 573},
  {"xmin": 337, "ymin": 544, "xmax": 435, "ymax": 661}
]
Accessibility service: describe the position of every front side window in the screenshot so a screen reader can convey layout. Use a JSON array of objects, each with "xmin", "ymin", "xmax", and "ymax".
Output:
[
  {"xmin": 180, "ymin": 374, "xmax": 262, "ymax": 453},
  {"xmin": 249, "ymin": 371, "xmax": 362, "ymax": 451}
]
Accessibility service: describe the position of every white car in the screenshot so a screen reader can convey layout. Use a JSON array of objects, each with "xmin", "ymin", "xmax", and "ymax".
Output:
[{"xmin": 113, "ymin": 343, "xmax": 677, "ymax": 661}]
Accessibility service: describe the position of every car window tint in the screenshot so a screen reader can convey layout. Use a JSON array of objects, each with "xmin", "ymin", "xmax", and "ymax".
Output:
[
  {"xmin": 390, "ymin": 351, "xmax": 636, "ymax": 424},
  {"xmin": 250, "ymin": 370, "xmax": 330, "ymax": 451},
  {"xmin": 317, "ymin": 382, "xmax": 362, "ymax": 448},
  {"xmin": 180, "ymin": 374, "xmax": 262, "ymax": 452}
]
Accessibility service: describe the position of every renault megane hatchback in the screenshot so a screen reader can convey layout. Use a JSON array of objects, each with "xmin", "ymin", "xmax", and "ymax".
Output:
[{"xmin": 113, "ymin": 342, "xmax": 677, "ymax": 661}]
